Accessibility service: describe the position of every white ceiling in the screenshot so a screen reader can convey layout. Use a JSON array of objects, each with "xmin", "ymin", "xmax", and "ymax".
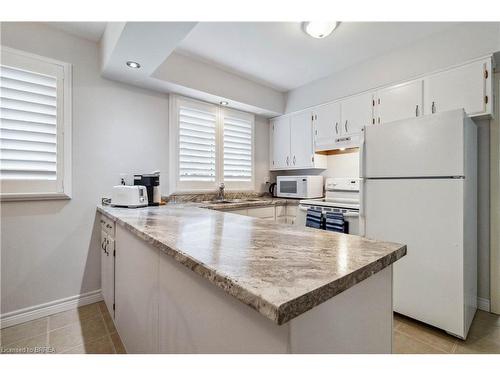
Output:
[
  {"xmin": 176, "ymin": 22, "xmax": 460, "ymax": 91},
  {"xmin": 45, "ymin": 22, "xmax": 107, "ymax": 42}
]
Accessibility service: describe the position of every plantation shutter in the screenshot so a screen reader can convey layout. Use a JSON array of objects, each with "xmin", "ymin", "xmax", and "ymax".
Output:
[
  {"xmin": 223, "ymin": 111, "xmax": 253, "ymax": 182},
  {"xmin": 0, "ymin": 65, "xmax": 58, "ymax": 181},
  {"xmin": 0, "ymin": 48, "xmax": 70, "ymax": 200},
  {"xmin": 178, "ymin": 104, "xmax": 217, "ymax": 182}
]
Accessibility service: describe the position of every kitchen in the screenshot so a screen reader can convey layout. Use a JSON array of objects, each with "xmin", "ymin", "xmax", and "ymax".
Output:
[{"xmin": 1, "ymin": 3, "xmax": 500, "ymax": 372}]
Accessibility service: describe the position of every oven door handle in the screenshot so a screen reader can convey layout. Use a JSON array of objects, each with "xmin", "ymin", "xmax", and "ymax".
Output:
[{"xmin": 298, "ymin": 204, "xmax": 310, "ymax": 212}]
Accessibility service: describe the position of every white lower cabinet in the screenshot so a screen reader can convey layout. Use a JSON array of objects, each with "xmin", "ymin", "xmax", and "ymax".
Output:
[
  {"xmin": 100, "ymin": 216, "xmax": 115, "ymax": 318},
  {"xmin": 222, "ymin": 204, "xmax": 298, "ymax": 223},
  {"xmin": 114, "ymin": 225, "xmax": 159, "ymax": 353},
  {"xmin": 246, "ymin": 206, "xmax": 275, "ymax": 220}
]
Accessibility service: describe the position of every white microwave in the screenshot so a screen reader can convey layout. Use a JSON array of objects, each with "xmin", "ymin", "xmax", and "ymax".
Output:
[{"xmin": 276, "ymin": 175, "xmax": 324, "ymax": 199}]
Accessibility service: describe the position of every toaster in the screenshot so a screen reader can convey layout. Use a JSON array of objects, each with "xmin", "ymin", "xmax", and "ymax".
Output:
[{"xmin": 111, "ymin": 185, "xmax": 148, "ymax": 208}]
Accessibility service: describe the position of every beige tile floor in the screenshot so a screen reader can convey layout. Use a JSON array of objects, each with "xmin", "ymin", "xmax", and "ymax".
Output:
[
  {"xmin": 2, "ymin": 302, "xmax": 500, "ymax": 354},
  {"xmin": 394, "ymin": 310, "xmax": 500, "ymax": 354},
  {"xmin": 0, "ymin": 302, "xmax": 125, "ymax": 354}
]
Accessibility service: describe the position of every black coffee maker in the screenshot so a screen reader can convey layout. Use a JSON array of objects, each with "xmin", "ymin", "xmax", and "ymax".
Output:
[{"xmin": 134, "ymin": 172, "xmax": 160, "ymax": 206}]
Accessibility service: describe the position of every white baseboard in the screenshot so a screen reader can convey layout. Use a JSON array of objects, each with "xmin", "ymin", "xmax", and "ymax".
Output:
[
  {"xmin": 477, "ymin": 297, "xmax": 490, "ymax": 312},
  {"xmin": 0, "ymin": 289, "xmax": 103, "ymax": 329}
]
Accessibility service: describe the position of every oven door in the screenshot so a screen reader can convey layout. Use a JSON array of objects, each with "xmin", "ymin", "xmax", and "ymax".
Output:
[{"xmin": 296, "ymin": 205, "xmax": 360, "ymax": 235}]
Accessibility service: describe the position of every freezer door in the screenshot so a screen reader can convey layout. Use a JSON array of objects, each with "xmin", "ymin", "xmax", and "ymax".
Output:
[
  {"xmin": 364, "ymin": 178, "xmax": 466, "ymax": 337},
  {"xmin": 363, "ymin": 109, "xmax": 465, "ymax": 178}
]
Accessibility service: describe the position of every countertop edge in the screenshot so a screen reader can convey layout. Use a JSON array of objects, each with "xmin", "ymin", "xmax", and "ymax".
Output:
[
  {"xmin": 97, "ymin": 206, "xmax": 406, "ymax": 325},
  {"xmin": 97, "ymin": 206, "xmax": 282, "ymax": 323},
  {"xmin": 276, "ymin": 246, "xmax": 406, "ymax": 324}
]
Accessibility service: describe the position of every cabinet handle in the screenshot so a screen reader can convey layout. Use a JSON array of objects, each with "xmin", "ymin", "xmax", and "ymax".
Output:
[
  {"xmin": 416, "ymin": 105, "xmax": 419, "ymax": 117},
  {"xmin": 344, "ymin": 120, "xmax": 348, "ymax": 133},
  {"xmin": 286, "ymin": 156, "xmax": 289, "ymax": 166},
  {"xmin": 335, "ymin": 122, "xmax": 338, "ymax": 134},
  {"xmin": 293, "ymin": 155, "xmax": 296, "ymax": 165},
  {"xmin": 431, "ymin": 101, "xmax": 436, "ymax": 114}
]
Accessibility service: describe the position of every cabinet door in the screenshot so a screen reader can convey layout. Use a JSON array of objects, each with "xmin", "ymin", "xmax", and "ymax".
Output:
[
  {"xmin": 246, "ymin": 206, "xmax": 275, "ymax": 220},
  {"xmin": 425, "ymin": 60, "xmax": 488, "ymax": 116},
  {"xmin": 376, "ymin": 80, "xmax": 423, "ymax": 125},
  {"xmin": 101, "ymin": 232, "xmax": 115, "ymax": 318},
  {"xmin": 340, "ymin": 92, "xmax": 374, "ymax": 136},
  {"xmin": 115, "ymin": 226, "xmax": 159, "ymax": 353},
  {"xmin": 270, "ymin": 116, "xmax": 291, "ymax": 169},
  {"xmin": 290, "ymin": 111, "xmax": 314, "ymax": 168},
  {"xmin": 313, "ymin": 102, "xmax": 341, "ymax": 151}
]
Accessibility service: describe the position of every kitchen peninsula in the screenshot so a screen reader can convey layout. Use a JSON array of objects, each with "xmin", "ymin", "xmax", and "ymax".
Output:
[{"xmin": 97, "ymin": 204, "xmax": 406, "ymax": 354}]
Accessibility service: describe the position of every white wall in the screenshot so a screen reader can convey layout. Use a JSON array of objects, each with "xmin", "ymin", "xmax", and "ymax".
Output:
[
  {"xmin": 0, "ymin": 22, "xmax": 271, "ymax": 316},
  {"xmin": 283, "ymin": 22, "xmax": 499, "ymax": 301},
  {"xmin": 254, "ymin": 116, "xmax": 270, "ymax": 193},
  {"xmin": 0, "ymin": 22, "xmax": 170, "ymax": 315},
  {"xmin": 286, "ymin": 22, "xmax": 500, "ymax": 112}
]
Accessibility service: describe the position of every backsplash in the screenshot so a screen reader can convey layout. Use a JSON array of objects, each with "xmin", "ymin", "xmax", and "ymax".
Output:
[{"xmin": 165, "ymin": 191, "xmax": 269, "ymax": 203}]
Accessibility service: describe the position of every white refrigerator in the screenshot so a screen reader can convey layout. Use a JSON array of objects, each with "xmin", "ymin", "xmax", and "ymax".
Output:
[{"xmin": 359, "ymin": 109, "xmax": 477, "ymax": 339}]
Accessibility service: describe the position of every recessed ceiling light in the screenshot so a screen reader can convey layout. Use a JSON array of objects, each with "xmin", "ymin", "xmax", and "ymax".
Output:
[
  {"xmin": 126, "ymin": 61, "xmax": 141, "ymax": 69},
  {"xmin": 303, "ymin": 22, "xmax": 338, "ymax": 39},
  {"xmin": 220, "ymin": 101, "xmax": 229, "ymax": 106}
]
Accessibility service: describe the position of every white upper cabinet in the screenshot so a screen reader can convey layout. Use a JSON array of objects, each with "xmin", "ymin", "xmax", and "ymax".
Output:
[
  {"xmin": 270, "ymin": 111, "xmax": 326, "ymax": 171},
  {"xmin": 313, "ymin": 102, "xmax": 341, "ymax": 151},
  {"xmin": 424, "ymin": 59, "xmax": 491, "ymax": 117},
  {"xmin": 375, "ymin": 80, "xmax": 424, "ymax": 125},
  {"xmin": 270, "ymin": 116, "xmax": 290, "ymax": 170},
  {"xmin": 290, "ymin": 111, "xmax": 314, "ymax": 168},
  {"xmin": 340, "ymin": 91, "xmax": 374, "ymax": 136},
  {"xmin": 274, "ymin": 56, "xmax": 493, "ymax": 154}
]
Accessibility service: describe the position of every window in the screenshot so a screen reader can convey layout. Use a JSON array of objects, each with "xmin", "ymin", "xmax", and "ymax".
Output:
[
  {"xmin": 0, "ymin": 47, "xmax": 72, "ymax": 200},
  {"xmin": 170, "ymin": 96, "xmax": 254, "ymax": 192}
]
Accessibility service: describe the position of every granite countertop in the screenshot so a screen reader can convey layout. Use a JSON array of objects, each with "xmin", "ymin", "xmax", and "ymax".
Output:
[{"xmin": 97, "ymin": 204, "xmax": 406, "ymax": 325}]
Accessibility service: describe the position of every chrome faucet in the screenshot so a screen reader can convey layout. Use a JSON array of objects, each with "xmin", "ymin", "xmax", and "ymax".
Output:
[{"xmin": 216, "ymin": 182, "xmax": 225, "ymax": 201}]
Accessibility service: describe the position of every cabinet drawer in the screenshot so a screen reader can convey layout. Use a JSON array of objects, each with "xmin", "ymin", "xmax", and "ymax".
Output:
[
  {"xmin": 101, "ymin": 215, "xmax": 115, "ymax": 237},
  {"xmin": 246, "ymin": 206, "xmax": 275, "ymax": 219}
]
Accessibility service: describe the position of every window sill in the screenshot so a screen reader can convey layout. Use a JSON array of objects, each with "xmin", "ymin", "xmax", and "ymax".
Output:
[{"xmin": 0, "ymin": 192, "xmax": 72, "ymax": 202}]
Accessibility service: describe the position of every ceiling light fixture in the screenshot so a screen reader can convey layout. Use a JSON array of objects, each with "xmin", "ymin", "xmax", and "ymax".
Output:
[
  {"xmin": 126, "ymin": 61, "xmax": 141, "ymax": 69},
  {"xmin": 220, "ymin": 101, "xmax": 229, "ymax": 106},
  {"xmin": 303, "ymin": 22, "xmax": 338, "ymax": 39}
]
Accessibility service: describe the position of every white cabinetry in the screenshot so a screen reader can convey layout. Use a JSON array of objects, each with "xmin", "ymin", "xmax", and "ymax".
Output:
[
  {"xmin": 270, "ymin": 112, "xmax": 326, "ymax": 171},
  {"xmin": 270, "ymin": 116, "xmax": 291, "ymax": 170},
  {"xmin": 340, "ymin": 91, "xmax": 374, "ymax": 137},
  {"xmin": 424, "ymin": 59, "xmax": 491, "ymax": 117},
  {"xmin": 114, "ymin": 225, "xmax": 160, "ymax": 353},
  {"xmin": 311, "ymin": 93, "xmax": 373, "ymax": 152},
  {"xmin": 100, "ymin": 215, "xmax": 115, "ymax": 318},
  {"xmin": 313, "ymin": 102, "xmax": 341, "ymax": 151},
  {"xmin": 375, "ymin": 80, "xmax": 423, "ymax": 125},
  {"xmin": 290, "ymin": 111, "xmax": 315, "ymax": 168}
]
